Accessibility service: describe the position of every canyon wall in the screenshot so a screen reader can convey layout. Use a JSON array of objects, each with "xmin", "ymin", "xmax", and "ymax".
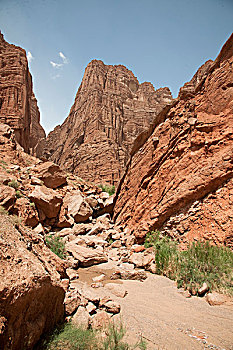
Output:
[
  {"xmin": 37, "ymin": 60, "xmax": 172, "ymax": 185},
  {"xmin": 0, "ymin": 31, "xmax": 45, "ymax": 153},
  {"xmin": 113, "ymin": 34, "xmax": 233, "ymax": 247}
]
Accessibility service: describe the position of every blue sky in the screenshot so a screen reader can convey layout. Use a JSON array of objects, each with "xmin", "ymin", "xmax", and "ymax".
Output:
[{"xmin": 0, "ymin": 0, "xmax": 232, "ymax": 134}]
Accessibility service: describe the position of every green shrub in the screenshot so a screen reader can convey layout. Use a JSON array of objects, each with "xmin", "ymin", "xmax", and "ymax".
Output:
[
  {"xmin": 145, "ymin": 231, "xmax": 233, "ymax": 295},
  {"xmin": 0, "ymin": 205, "xmax": 8, "ymax": 215},
  {"xmin": 15, "ymin": 190, "xmax": 23, "ymax": 198},
  {"xmin": 39, "ymin": 322, "xmax": 146, "ymax": 350},
  {"xmin": 45, "ymin": 235, "xmax": 66, "ymax": 259},
  {"xmin": 8, "ymin": 180, "xmax": 19, "ymax": 190},
  {"xmin": 98, "ymin": 184, "xmax": 115, "ymax": 196},
  {"xmin": 29, "ymin": 202, "xmax": 35, "ymax": 208}
]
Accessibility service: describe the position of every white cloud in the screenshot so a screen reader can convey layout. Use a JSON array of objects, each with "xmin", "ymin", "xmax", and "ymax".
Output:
[
  {"xmin": 59, "ymin": 51, "xmax": 68, "ymax": 64},
  {"xmin": 50, "ymin": 61, "xmax": 63, "ymax": 69},
  {"xmin": 52, "ymin": 74, "xmax": 61, "ymax": 80},
  {"xmin": 27, "ymin": 51, "xmax": 34, "ymax": 63}
]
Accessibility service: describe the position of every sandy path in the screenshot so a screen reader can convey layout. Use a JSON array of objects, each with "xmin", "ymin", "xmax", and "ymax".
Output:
[
  {"xmin": 115, "ymin": 275, "xmax": 233, "ymax": 350},
  {"xmin": 79, "ymin": 264, "xmax": 233, "ymax": 350}
]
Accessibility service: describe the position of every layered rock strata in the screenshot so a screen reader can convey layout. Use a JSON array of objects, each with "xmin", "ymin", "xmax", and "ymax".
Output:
[
  {"xmin": 113, "ymin": 34, "xmax": 233, "ymax": 246},
  {"xmin": 0, "ymin": 31, "xmax": 45, "ymax": 153},
  {"xmin": 37, "ymin": 60, "xmax": 172, "ymax": 185}
]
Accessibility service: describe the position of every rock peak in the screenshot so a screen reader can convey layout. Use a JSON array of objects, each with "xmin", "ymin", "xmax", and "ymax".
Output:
[{"xmin": 36, "ymin": 61, "xmax": 173, "ymax": 184}]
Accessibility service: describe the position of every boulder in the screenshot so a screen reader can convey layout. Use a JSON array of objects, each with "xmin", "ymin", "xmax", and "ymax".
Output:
[
  {"xmin": 72, "ymin": 306, "xmax": 90, "ymax": 329},
  {"xmin": 64, "ymin": 292, "xmax": 81, "ymax": 316},
  {"xmin": 66, "ymin": 243, "xmax": 108, "ymax": 267},
  {"xmin": 34, "ymin": 161, "xmax": 67, "ymax": 189},
  {"xmin": 0, "ymin": 185, "xmax": 15, "ymax": 209},
  {"xmin": 91, "ymin": 310, "xmax": 111, "ymax": 329},
  {"xmin": 205, "ymin": 292, "xmax": 228, "ymax": 306},
  {"xmin": 0, "ymin": 211, "xmax": 65, "ymax": 350},
  {"xmin": 62, "ymin": 191, "xmax": 93, "ymax": 223},
  {"xmin": 29, "ymin": 186, "xmax": 62, "ymax": 219}
]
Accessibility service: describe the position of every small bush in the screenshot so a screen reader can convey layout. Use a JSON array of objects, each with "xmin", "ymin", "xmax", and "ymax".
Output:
[
  {"xmin": 145, "ymin": 231, "xmax": 233, "ymax": 295},
  {"xmin": 29, "ymin": 202, "xmax": 35, "ymax": 208},
  {"xmin": 15, "ymin": 190, "xmax": 23, "ymax": 198},
  {"xmin": 45, "ymin": 235, "xmax": 66, "ymax": 259},
  {"xmin": 39, "ymin": 322, "xmax": 146, "ymax": 350},
  {"xmin": 98, "ymin": 184, "xmax": 115, "ymax": 196},
  {"xmin": 8, "ymin": 180, "xmax": 19, "ymax": 190},
  {"xmin": 0, "ymin": 206, "xmax": 8, "ymax": 215}
]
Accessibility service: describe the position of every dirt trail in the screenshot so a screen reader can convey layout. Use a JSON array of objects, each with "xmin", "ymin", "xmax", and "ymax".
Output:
[{"xmin": 79, "ymin": 264, "xmax": 233, "ymax": 350}]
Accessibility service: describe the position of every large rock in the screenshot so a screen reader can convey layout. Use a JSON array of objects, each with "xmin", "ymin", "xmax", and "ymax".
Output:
[
  {"xmin": 0, "ymin": 31, "xmax": 45, "ymax": 153},
  {"xmin": 66, "ymin": 242, "xmax": 108, "ymax": 267},
  {"xmin": 0, "ymin": 211, "xmax": 65, "ymax": 350},
  {"xmin": 113, "ymin": 33, "xmax": 233, "ymax": 247},
  {"xmin": 33, "ymin": 161, "xmax": 67, "ymax": 189},
  {"xmin": 36, "ymin": 60, "xmax": 173, "ymax": 185},
  {"xmin": 29, "ymin": 185, "xmax": 62, "ymax": 219},
  {"xmin": 0, "ymin": 184, "xmax": 15, "ymax": 209},
  {"xmin": 60, "ymin": 191, "xmax": 93, "ymax": 224}
]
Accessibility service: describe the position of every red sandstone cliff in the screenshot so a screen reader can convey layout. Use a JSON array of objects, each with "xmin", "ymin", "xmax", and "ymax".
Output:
[
  {"xmin": 113, "ymin": 34, "xmax": 233, "ymax": 247},
  {"xmin": 0, "ymin": 31, "xmax": 45, "ymax": 153},
  {"xmin": 37, "ymin": 60, "xmax": 172, "ymax": 185}
]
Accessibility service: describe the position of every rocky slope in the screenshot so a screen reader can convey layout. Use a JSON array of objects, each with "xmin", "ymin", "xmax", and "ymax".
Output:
[
  {"xmin": 113, "ymin": 33, "xmax": 233, "ymax": 246},
  {"xmin": 0, "ymin": 31, "xmax": 45, "ymax": 153},
  {"xmin": 36, "ymin": 60, "xmax": 172, "ymax": 185}
]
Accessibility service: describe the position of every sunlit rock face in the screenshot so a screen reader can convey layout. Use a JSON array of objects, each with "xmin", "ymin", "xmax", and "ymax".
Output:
[
  {"xmin": 37, "ymin": 59, "xmax": 172, "ymax": 185},
  {"xmin": 113, "ymin": 33, "xmax": 233, "ymax": 247},
  {"xmin": 0, "ymin": 31, "xmax": 45, "ymax": 153}
]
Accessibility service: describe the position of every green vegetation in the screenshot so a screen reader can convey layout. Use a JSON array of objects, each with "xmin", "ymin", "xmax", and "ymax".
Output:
[
  {"xmin": 29, "ymin": 202, "xmax": 36, "ymax": 208},
  {"xmin": 145, "ymin": 231, "xmax": 233, "ymax": 295},
  {"xmin": 98, "ymin": 184, "xmax": 115, "ymax": 196},
  {"xmin": 15, "ymin": 190, "xmax": 23, "ymax": 198},
  {"xmin": 45, "ymin": 235, "xmax": 66, "ymax": 259},
  {"xmin": 8, "ymin": 180, "xmax": 19, "ymax": 190},
  {"xmin": 0, "ymin": 205, "xmax": 8, "ymax": 215},
  {"xmin": 39, "ymin": 322, "xmax": 146, "ymax": 350}
]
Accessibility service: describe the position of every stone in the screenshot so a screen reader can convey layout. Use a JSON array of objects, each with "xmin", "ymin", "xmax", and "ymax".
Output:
[
  {"xmin": 33, "ymin": 223, "xmax": 44, "ymax": 235},
  {"xmin": 36, "ymin": 60, "xmax": 172, "ymax": 185},
  {"xmin": 205, "ymin": 292, "xmax": 228, "ymax": 306},
  {"xmin": 72, "ymin": 306, "xmax": 90, "ymax": 329},
  {"xmin": 198, "ymin": 282, "xmax": 209, "ymax": 296},
  {"xmin": 66, "ymin": 268, "xmax": 79, "ymax": 281},
  {"xmin": 111, "ymin": 269, "xmax": 147, "ymax": 281},
  {"xmin": 30, "ymin": 176, "xmax": 42, "ymax": 186},
  {"xmin": 113, "ymin": 33, "xmax": 233, "ymax": 247},
  {"xmin": 92, "ymin": 274, "xmax": 105, "ymax": 283},
  {"xmin": 105, "ymin": 283, "xmax": 127, "ymax": 298},
  {"xmin": 0, "ymin": 210, "xmax": 65, "ymax": 350},
  {"xmin": 66, "ymin": 243, "xmax": 108, "ymax": 267},
  {"xmin": 86, "ymin": 302, "xmax": 96, "ymax": 315},
  {"xmin": 65, "ymin": 292, "xmax": 81, "ymax": 316},
  {"xmin": 62, "ymin": 191, "xmax": 93, "ymax": 223},
  {"xmin": 0, "ymin": 184, "xmax": 15, "ymax": 209},
  {"xmin": 33, "ymin": 161, "xmax": 67, "ymax": 189},
  {"xmin": 102, "ymin": 300, "xmax": 121, "ymax": 314},
  {"xmin": 0, "ymin": 31, "xmax": 45, "ymax": 154},
  {"xmin": 91, "ymin": 310, "xmax": 111, "ymax": 330},
  {"xmin": 28, "ymin": 185, "xmax": 63, "ymax": 219}
]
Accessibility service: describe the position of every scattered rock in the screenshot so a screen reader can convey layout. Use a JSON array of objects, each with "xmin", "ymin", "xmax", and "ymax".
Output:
[
  {"xmin": 198, "ymin": 282, "xmax": 209, "ymax": 296},
  {"xmin": 29, "ymin": 185, "xmax": 62, "ymax": 219},
  {"xmin": 72, "ymin": 306, "xmax": 90, "ymax": 329},
  {"xmin": 205, "ymin": 292, "xmax": 228, "ymax": 306},
  {"xmin": 91, "ymin": 310, "xmax": 111, "ymax": 329},
  {"xmin": 66, "ymin": 243, "xmax": 108, "ymax": 267}
]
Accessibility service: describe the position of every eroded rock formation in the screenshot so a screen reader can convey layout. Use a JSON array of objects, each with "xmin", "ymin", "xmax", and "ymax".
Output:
[
  {"xmin": 37, "ymin": 60, "xmax": 172, "ymax": 184},
  {"xmin": 0, "ymin": 31, "xmax": 45, "ymax": 153},
  {"xmin": 113, "ymin": 33, "xmax": 233, "ymax": 247}
]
